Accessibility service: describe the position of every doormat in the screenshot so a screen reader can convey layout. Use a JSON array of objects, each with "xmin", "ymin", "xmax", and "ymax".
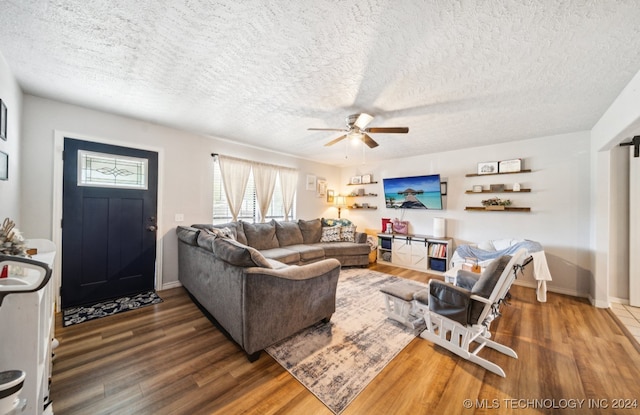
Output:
[
  {"xmin": 266, "ymin": 268, "xmax": 426, "ymax": 414},
  {"xmin": 62, "ymin": 290, "xmax": 163, "ymax": 327}
]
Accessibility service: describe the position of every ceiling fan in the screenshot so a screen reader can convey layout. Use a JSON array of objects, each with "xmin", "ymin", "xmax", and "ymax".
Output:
[{"xmin": 308, "ymin": 113, "xmax": 409, "ymax": 148}]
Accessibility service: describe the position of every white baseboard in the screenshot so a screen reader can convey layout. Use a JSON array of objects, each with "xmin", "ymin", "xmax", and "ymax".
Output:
[
  {"xmin": 608, "ymin": 296, "xmax": 630, "ymax": 305},
  {"xmin": 161, "ymin": 281, "xmax": 182, "ymax": 291},
  {"xmin": 513, "ymin": 280, "xmax": 589, "ymax": 300}
]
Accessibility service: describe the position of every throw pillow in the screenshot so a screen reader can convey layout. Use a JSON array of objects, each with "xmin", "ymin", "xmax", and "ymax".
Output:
[
  {"xmin": 212, "ymin": 237, "xmax": 273, "ymax": 268},
  {"xmin": 241, "ymin": 220, "xmax": 279, "ymax": 250},
  {"xmin": 322, "ymin": 218, "xmax": 353, "ymax": 227},
  {"xmin": 298, "ymin": 218, "xmax": 323, "ymax": 244},
  {"xmin": 275, "ymin": 221, "xmax": 304, "ymax": 246},
  {"xmin": 320, "ymin": 226, "xmax": 341, "ymax": 242},
  {"xmin": 340, "ymin": 225, "xmax": 356, "ymax": 242}
]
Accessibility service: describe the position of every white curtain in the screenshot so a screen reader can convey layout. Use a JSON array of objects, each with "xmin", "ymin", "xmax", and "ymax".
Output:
[
  {"xmin": 279, "ymin": 167, "xmax": 298, "ymax": 221},
  {"xmin": 253, "ymin": 163, "xmax": 279, "ymax": 223},
  {"xmin": 218, "ymin": 155, "xmax": 252, "ymax": 222}
]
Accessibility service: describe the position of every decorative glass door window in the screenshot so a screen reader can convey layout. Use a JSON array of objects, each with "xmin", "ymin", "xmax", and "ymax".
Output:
[{"xmin": 78, "ymin": 150, "xmax": 148, "ymax": 189}]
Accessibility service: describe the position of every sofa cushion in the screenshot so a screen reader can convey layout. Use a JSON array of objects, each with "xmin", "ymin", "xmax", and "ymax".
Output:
[
  {"xmin": 242, "ymin": 220, "xmax": 279, "ymax": 250},
  {"xmin": 298, "ymin": 218, "xmax": 322, "ymax": 244},
  {"xmin": 471, "ymin": 255, "xmax": 512, "ymax": 298},
  {"xmin": 260, "ymin": 247, "xmax": 301, "ymax": 265},
  {"xmin": 176, "ymin": 226, "xmax": 200, "ymax": 246},
  {"xmin": 281, "ymin": 244, "xmax": 325, "ymax": 262},
  {"xmin": 275, "ymin": 221, "xmax": 304, "ymax": 246},
  {"xmin": 315, "ymin": 241, "xmax": 370, "ymax": 256},
  {"xmin": 320, "ymin": 226, "xmax": 341, "ymax": 242},
  {"xmin": 212, "ymin": 237, "xmax": 272, "ymax": 268}
]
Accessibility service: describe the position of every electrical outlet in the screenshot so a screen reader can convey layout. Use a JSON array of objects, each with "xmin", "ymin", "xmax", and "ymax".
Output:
[{"xmin": 175, "ymin": 214, "xmax": 184, "ymax": 222}]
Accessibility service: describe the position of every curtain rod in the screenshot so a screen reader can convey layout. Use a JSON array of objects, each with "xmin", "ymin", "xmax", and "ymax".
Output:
[{"xmin": 210, "ymin": 153, "xmax": 297, "ymax": 170}]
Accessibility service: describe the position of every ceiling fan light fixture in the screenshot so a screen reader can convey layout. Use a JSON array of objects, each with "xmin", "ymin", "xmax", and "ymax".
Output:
[{"xmin": 353, "ymin": 113, "xmax": 374, "ymax": 129}]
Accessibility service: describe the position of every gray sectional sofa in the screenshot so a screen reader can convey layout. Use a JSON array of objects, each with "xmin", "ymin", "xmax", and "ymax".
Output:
[{"xmin": 175, "ymin": 218, "xmax": 370, "ymax": 361}]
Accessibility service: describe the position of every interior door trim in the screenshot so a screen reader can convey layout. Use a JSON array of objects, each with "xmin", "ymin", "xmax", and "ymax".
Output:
[{"xmin": 52, "ymin": 130, "xmax": 165, "ymax": 312}]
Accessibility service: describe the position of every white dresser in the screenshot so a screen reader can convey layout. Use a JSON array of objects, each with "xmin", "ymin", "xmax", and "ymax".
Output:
[{"xmin": 0, "ymin": 240, "xmax": 55, "ymax": 415}]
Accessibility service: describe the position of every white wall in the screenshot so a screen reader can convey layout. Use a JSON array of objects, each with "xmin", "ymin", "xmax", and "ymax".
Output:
[
  {"xmin": 0, "ymin": 52, "xmax": 23, "ymax": 222},
  {"xmin": 339, "ymin": 131, "xmax": 592, "ymax": 297},
  {"xmin": 590, "ymin": 68, "xmax": 640, "ymax": 306},
  {"xmin": 21, "ymin": 94, "xmax": 340, "ymax": 286}
]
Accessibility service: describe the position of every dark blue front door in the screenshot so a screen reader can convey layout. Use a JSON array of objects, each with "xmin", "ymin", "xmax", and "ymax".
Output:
[{"xmin": 62, "ymin": 138, "xmax": 158, "ymax": 307}]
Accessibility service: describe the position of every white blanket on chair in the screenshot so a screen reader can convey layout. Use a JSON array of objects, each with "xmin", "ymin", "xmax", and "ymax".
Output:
[{"xmin": 452, "ymin": 239, "xmax": 552, "ymax": 302}]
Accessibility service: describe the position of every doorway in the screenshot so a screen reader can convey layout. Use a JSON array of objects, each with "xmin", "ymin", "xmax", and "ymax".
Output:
[{"xmin": 61, "ymin": 138, "xmax": 159, "ymax": 307}]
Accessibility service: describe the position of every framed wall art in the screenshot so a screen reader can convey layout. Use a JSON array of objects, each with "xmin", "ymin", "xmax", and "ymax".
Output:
[
  {"xmin": 0, "ymin": 151, "xmax": 8, "ymax": 180},
  {"xmin": 306, "ymin": 174, "xmax": 316, "ymax": 191},
  {"xmin": 327, "ymin": 189, "xmax": 335, "ymax": 203},
  {"xmin": 0, "ymin": 99, "xmax": 7, "ymax": 141},
  {"xmin": 317, "ymin": 178, "xmax": 327, "ymax": 197},
  {"xmin": 350, "ymin": 176, "xmax": 361, "ymax": 185}
]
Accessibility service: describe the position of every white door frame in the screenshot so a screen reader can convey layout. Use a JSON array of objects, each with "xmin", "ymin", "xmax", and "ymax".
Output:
[
  {"xmin": 631, "ymin": 147, "xmax": 640, "ymax": 306},
  {"xmin": 52, "ymin": 130, "xmax": 164, "ymax": 311}
]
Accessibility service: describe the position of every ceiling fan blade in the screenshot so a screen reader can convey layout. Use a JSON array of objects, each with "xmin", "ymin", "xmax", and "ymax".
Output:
[
  {"xmin": 324, "ymin": 134, "xmax": 348, "ymax": 147},
  {"xmin": 308, "ymin": 128, "xmax": 348, "ymax": 132},
  {"xmin": 361, "ymin": 134, "xmax": 379, "ymax": 148},
  {"xmin": 354, "ymin": 113, "xmax": 374, "ymax": 129},
  {"xmin": 365, "ymin": 127, "xmax": 409, "ymax": 134}
]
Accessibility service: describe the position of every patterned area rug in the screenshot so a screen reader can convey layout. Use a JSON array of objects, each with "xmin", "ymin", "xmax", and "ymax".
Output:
[
  {"xmin": 63, "ymin": 290, "xmax": 163, "ymax": 327},
  {"xmin": 266, "ymin": 268, "xmax": 427, "ymax": 414}
]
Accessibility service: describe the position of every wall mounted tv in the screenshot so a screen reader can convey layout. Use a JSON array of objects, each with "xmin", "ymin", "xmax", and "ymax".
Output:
[{"xmin": 383, "ymin": 174, "xmax": 443, "ymax": 210}]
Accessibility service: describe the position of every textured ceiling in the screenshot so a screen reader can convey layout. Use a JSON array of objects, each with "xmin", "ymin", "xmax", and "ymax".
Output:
[{"xmin": 1, "ymin": 0, "xmax": 640, "ymax": 166}]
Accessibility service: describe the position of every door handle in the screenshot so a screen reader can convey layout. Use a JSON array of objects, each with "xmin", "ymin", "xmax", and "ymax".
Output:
[{"xmin": 147, "ymin": 225, "xmax": 157, "ymax": 232}]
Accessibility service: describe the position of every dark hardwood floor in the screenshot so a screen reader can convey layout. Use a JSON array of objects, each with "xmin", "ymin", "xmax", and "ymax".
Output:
[{"xmin": 50, "ymin": 264, "xmax": 640, "ymax": 414}]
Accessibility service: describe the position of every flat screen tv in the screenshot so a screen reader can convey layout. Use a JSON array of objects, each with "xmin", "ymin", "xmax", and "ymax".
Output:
[{"xmin": 383, "ymin": 174, "xmax": 443, "ymax": 210}]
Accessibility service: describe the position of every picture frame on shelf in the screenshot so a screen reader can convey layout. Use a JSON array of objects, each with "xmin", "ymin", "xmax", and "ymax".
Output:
[
  {"xmin": 499, "ymin": 158, "xmax": 522, "ymax": 173},
  {"xmin": 0, "ymin": 99, "xmax": 6, "ymax": 141},
  {"xmin": 306, "ymin": 174, "xmax": 316, "ymax": 191},
  {"xmin": 477, "ymin": 161, "xmax": 498, "ymax": 175},
  {"xmin": 0, "ymin": 151, "xmax": 8, "ymax": 180},
  {"xmin": 361, "ymin": 174, "xmax": 372, "ymax": 184},
  {"xmin": 350, "ymin": 176, "xmax": 362, "ymax": 185},
  {"xmin": 327, "ymin": 189, "xmax": 334, "ymax": 203},
  {"xmin": 490, "ymin": 184, "xmax": 505, "ymax": 192}
]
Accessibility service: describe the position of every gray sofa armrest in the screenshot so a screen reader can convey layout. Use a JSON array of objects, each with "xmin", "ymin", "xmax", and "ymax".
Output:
[
  {"xmin": 429, "ymin": 280, "xmax": 471, "ymax": 326},
  {"xmin": 241, "ymin": 258, "xmax": 341, "ymax": 354},
  {"xmin": 354, "ymin": 232, "xmax": 367, "ymax": 244}
]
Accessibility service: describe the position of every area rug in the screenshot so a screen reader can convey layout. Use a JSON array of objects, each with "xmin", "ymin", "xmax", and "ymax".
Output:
[
  {"xmin": 266, "ymin": 268, "xmax": 427, "ymax": 414},
  {"xmin": 62, "ymin": 290, "xmax": 163, "ymax": 327}
]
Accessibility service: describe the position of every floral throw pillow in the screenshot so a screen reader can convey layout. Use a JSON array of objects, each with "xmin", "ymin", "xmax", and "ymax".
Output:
[
  {"xmin": 320, "ymin": 226, "xmax": 341, "ymax": 242},
  {"xmin": 340, "ymin": 225, "xmax": 356, "ymax": 242}
]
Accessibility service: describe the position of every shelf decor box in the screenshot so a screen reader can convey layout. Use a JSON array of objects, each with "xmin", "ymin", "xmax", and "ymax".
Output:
[{"xmin": 430, "ymin": 258, "xmax": 446, "ymax": 272}]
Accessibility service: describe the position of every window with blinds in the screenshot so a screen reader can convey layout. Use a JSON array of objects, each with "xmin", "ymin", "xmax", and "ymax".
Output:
[{"xmin": 212, "ymin": 159, "xmax": 293, "ymax": 223}]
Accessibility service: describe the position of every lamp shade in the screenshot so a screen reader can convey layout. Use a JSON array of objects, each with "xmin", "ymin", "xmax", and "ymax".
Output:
[{"xmin": 334, "ymin": 195, "xmax": 347, "ymax": 207}]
